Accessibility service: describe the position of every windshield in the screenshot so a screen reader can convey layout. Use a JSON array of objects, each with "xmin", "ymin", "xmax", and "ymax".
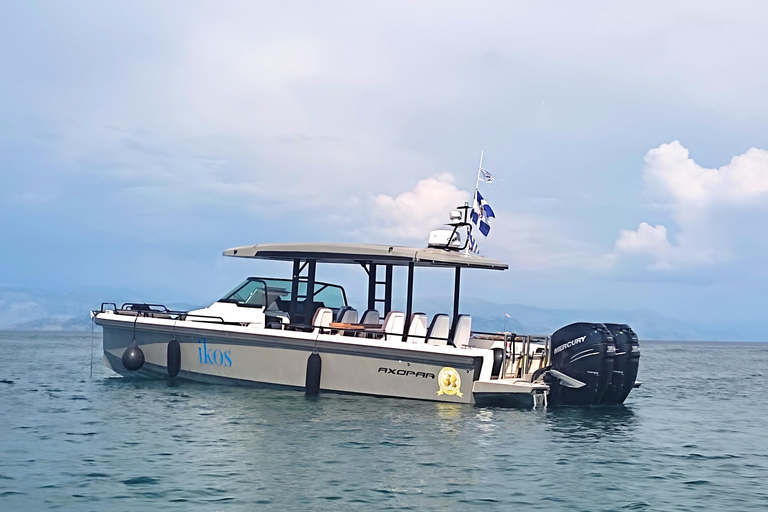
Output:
[
  {"xmin": 220, "ymin": 278, "xmax": 347, "ymax": 311},
  {"xmin": 220, "ymin": 279, "xmax": 268, "ymax": 307}
]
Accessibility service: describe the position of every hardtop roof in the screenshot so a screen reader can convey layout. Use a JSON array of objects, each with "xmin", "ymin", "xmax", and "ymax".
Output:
[{"xmin": 223, "ymin": 242, "xmax": 508, "ymax": 270}]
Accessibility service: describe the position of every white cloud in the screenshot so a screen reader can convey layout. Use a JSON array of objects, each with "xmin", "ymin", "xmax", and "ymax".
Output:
[
  {"xmin": 644, "ymin": 141, "xmax": 768, "ymax": 207},
  {"xmin": 365, "ymin": 176, "xmax": 606, "ymax": 271},
  {"xmin": 369, "ymin": 174, "xmax": 468, "ymax": 240},
  {"xmin": 612, "ymin": 220, "xmax": 730, "ymax": 270},
  {"xmin": 615, "ymin": 222, "xmax": 671, "ymax": 258},
  {"xmin": 6, "ymin": 2, "xmax": 768, "ymax": 295},
  {"xmin": 612, "ymin": 142, "xmax": 768, "ymax": 269},
  {"xmin": 15, "ymin": 2, "xmax": 768, "ymax": 225}
]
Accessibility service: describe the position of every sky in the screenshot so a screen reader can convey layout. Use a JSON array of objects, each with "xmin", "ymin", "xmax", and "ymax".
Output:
[{"xmin": 1, "ymin": 1, "xmax": 768, "ymax": 332}]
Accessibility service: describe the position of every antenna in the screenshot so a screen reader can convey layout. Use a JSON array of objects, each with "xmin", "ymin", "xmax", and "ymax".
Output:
[
  {"xmin": 464, "ymin": 151, "xmax": 485, "ymax": 255},
  {"xmin": 474, "ymin": 150, "xmax": 484, "ymax": 199}
]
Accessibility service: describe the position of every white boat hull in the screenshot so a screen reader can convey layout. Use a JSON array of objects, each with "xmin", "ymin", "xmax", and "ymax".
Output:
[{"xmin": 97, "ymin": 313, "xmax": 547, "ymax": 407}]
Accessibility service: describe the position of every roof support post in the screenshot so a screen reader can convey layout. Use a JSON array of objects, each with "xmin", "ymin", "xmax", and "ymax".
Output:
[
  {"xmin": 452, "ymin": 266, "xmax": 461, "ymax": 334},
  {"xmin": 306, "ymin": 259, "xmax": 317, "ymax": 325},
  {"xmin": 367, "ymin": 263, "xmax": 377, "ymax": 312},
  {"xmin": 384, "ymin": 264, "xmax": 393, "ymax": 315},
  {"xmin": 403, "ymin": 261, "xmax": 414, "ymax": 341},
  {"xmin": 289, "ymin": 259, "xmax": 300, "ymax": 323}
]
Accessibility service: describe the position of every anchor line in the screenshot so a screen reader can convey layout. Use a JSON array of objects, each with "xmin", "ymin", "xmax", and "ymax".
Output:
[
  {"xmin": 132, "ymin": 311, "xmax": 139, "ymax": 341},
  {"xmin": 90, "ymin": 314, "xmax": 95, "ymax": 378}
]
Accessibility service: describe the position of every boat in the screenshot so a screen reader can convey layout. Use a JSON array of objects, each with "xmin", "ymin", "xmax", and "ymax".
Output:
[{"xmin": 92, "ymin": 204, "xmax": 640, "ymax": 408}]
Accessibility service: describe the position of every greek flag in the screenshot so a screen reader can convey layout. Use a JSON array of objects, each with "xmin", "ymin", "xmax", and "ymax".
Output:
[
  {"xmin": 467, "ymin": 231, "xmax": 479, "ymax": 254},
  {"xmin": 470, "ymin": 190, "xmax": 495, "ymax": 236},
  {"xmin": 479, "ymin": 168, "xmax": 495, "ymax": 183}
]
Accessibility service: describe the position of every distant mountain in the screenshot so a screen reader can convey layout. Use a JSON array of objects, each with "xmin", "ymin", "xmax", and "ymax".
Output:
[
  {"xmin": 413, "ymin": 297, "xmax": 759, "ymax": 342},
  {"xmin": 0, "ymin": 286, "xmax": 761, "ymax": 341},
  {"xmin": 0, "ymin": 286, "xmax": 200, "ymax": 331}
]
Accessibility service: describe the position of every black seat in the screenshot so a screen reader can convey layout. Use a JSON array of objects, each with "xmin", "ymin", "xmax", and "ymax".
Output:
[
  {"xmin": 274, "ymin": 297, "xmax": 289, "ymax": 313},
  {"xmin": 335, "ymin": 306, "xmax": 358, "ymax": 324},
  {"xmin": 360, "ymin": 309, "xmax": 380, "ymax": 325},
  {"xmin": 294, "ymin": 300, "xmax": 324, "ymax": 326}
]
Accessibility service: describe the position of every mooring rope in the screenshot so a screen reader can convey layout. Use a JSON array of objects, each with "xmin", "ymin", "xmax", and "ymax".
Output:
[{"xmin": 90, "ymin": 313, "xmax": 95, "ymax": 378}]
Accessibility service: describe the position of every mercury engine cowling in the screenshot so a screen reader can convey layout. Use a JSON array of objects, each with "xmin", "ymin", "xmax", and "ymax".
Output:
[
  {"xmin": 622, "ymin": 326, "xmax": 640, "ymax": 402},
  {"xmin": 599, "ymin": 324, "xmax": 634, "ymax": 404},
  {"xmin": 600, "ymin": 323, "xmax": 634, "ymax": 405},
  {"xmin": 547, "ymin": 322, "xmax": 614, "ymax": 406}
]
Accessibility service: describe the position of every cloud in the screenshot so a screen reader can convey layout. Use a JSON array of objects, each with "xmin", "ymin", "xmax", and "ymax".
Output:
[
  {"xmin": 644, "ymin": 141, "xmax": 768, "ymax": 207},
  {"xmin": 612, "ymin": 141, "xmax": 768, "ymax": 269},
  {"xmin": 11, "ymin": 2, "xmax": 768, "ymax": 227},
  {"xmin": 614, "ymin": 222, "xmax": 673, "ymax": 268},
  {"xmin": 369, "ymin": 174, "xmax": 468, "ymax": 240},
  {"xmin": 4, "ymin": 0, "xmax": 768, "ymax": 331},
  {"xmin": 365, "ymin": 176, "xmax": 607, "ymax": 272}
]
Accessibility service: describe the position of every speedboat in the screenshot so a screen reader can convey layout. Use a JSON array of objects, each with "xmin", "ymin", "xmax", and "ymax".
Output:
[{"xmin": 93, "ymin": 206, "xmax": 640, "ymax": 408}]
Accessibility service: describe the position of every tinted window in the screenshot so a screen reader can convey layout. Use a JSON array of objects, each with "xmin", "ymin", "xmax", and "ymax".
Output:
[
  {"xmin": 220, "ymin": 278, "xmax": 347, "ymax": 311},
  {"xmin": 311, "ymin": 283, "xmax": 346, "ymax": 309},
  {"xmin": 220, "ymin": 279, "xmax": 267, "ymax": 307}
]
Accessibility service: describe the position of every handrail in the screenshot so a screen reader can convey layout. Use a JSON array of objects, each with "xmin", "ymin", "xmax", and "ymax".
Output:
[
  {"xmin": 120, "ymin": 302, "xmax": 170, "ymax": 312},
  {"xmin": 110, "ymin": 309, "xmax": 228, "ymax": 324},
  {"xmin": 471, "ymin": 330, "xmax": 517, "ymax": 337},
  {"xmin": 100, "ymin": 303, "xmax": 117, "ymax": 313},
  {"xmin": 183, "ymin": 313, "xmax": 226, "ymax": 324},
  {"xmin": 316, "ymin": 326, "xmax": 459, "ymax": 346},
  {"xmin": 97, "ymin": 302, "xmax": 232, "ymax": 325}
]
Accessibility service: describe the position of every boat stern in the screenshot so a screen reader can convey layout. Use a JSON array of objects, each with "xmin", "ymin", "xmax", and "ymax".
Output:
[{"xmin": 472, "ymin": 379, "xmax": 549, "ymax": 408}]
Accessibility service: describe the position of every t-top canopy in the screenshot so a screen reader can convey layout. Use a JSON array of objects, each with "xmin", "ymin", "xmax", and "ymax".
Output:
[{"xmin": 223, "ymin": 242, "xmax": 508, "ymax": 270}]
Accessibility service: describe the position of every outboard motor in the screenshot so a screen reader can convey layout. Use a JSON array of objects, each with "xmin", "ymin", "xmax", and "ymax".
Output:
[
  {"xmin": 600, "ymin": 323, "xmax": 638, "ymax": 404},
  {"xmin": 547, "ymin": 322, "xmax": 614, "ymax": 406},
  {"xmin": 621, "ymin": 325, "xmax": 640, "ymax": 403}
]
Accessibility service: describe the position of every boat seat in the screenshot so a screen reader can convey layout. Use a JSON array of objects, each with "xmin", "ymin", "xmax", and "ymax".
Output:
[
  {"xmin": 406, "ymin": 313, "xmax": 428, "ymax": 343},
  {"xmin": 357, "ymin": 309, "xmax": 381, "ymax": 337},
  {"xmin": 360, "ymin": 309, "xmax": 380, "ymax": 326},
  {"xmin": 426, "ymin": 314, "xmax": 451, "ymax": 346},
  {"xmin": 381, "ymin": 311, "xmax": 405, "ymax": 341},
  {"xmin": 335, "ymin": 306, "xmax": 358, "ymax": 324},
  {"xmin": 452, "ymin": 315, "xmax": 472, "ymax": 348},
  {"xmin": 296, "ymin": 300, "xmax": 324, "ymax": 325},
  {"xmin": 273, "ymin": 297, "xmax": 290, "ymax": 314},
  {"xmin": 312, "ymin": 307, "xmax": 334, "ymax": 328}
]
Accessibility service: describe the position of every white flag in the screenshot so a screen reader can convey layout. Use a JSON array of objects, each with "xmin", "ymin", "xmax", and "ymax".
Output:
[{"xmin": 479, "ymin": 169, "xmax": 494, "ymax": 183}]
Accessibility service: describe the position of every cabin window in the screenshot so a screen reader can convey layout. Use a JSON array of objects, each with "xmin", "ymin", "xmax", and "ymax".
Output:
[
  {"xmin": 219, "ymin": 279, "xmax": 268, "ymax": 307},
  {"xmin": 219, "ymin": 278, "xmax": 347, "ymax": 311},
  {"xmin": 310, "ymin": 283, "xmax": 346, "ymax": 310}
]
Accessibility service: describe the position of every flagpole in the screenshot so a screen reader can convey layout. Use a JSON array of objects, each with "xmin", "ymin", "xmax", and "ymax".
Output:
[
  {"xmin": 475, "ymin": 150, "xmax": 484, "ymax": 197},
  {"xmin": 465, "ymin": 151, "xmax": 485, "ymax": 255}
]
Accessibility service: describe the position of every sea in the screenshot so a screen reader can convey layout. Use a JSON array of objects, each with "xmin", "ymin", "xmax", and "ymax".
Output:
[{"xmin": 1, "ymin": 331, "xmax": 767, "ymax": 511}]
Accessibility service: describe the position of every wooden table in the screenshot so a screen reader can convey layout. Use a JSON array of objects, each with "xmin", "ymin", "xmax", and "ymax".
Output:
[
  {"xmin": 329, "ymin": 323, "xmax": 382, "ymax": 329},
  {"xmin": 329, "ymin": 322, "xmax": 364, "ymax": 330},
  {"xmin": 327, "ymin": 323, "xmax": 384, "ymax": 338}
]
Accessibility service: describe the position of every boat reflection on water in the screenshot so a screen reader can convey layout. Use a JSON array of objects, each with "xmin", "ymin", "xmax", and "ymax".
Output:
[{"xmin": 543, "ymin": 406, "xmax": 639, "ymax": 441}]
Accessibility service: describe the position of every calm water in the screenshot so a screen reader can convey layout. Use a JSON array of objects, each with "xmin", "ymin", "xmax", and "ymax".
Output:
[{"xmin": 1, "ymin": 332, "xmax": 768, "ymax": 511}]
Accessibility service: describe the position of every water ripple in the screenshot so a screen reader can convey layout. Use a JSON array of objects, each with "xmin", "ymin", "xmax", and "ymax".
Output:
[{"xmin": 2, "ymin": 334, "xmax": 768, "ymax": 511}]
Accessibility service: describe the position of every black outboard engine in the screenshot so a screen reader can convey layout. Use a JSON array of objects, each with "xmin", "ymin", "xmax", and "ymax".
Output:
[
  {"xmin": 620, "ymin": 324, "xmax": 640, "ymax": 403},
  {"xmin": 547, "ymin": 322, "xmax": 614, "ymax": 406},
  {"xmin": 618, "ymin": 325, "xmax": 640, "ymax": 404},
  {"xmin": 600, "ymin": 324, "xmax": 640, "ymax": 404}
]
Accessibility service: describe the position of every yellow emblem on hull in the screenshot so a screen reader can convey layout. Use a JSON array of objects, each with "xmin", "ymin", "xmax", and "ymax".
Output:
[{"xmin": 437, "ymin": 367, "xmax": 463, "ymax": 397}]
